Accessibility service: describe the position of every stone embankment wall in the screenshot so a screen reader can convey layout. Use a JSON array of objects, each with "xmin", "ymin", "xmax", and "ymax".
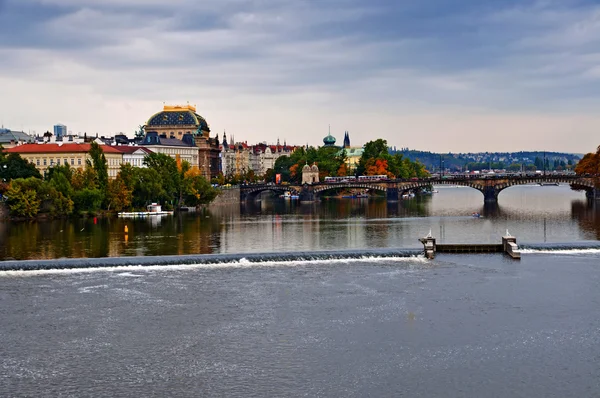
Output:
[{"xmin": 211, "ymin": 187, "xmax": 240, "ymax": 206}]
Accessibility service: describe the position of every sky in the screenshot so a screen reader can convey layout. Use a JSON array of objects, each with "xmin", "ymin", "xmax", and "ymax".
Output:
[{"xmin": 1, "ymin": 0, "xmax": 600, "ymax": 153}]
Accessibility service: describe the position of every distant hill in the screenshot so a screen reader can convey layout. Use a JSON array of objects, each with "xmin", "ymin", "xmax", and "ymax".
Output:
[{"xmin": 389, "ymin": 149, "xmax": 581, "ymax": 173}]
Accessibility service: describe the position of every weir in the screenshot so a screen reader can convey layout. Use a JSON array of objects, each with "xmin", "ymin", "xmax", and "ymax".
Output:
[
  {"xmin": 0, "ymin": 248, "xmax": 423, "ymax": 272},
  {"xmin": 419, "ymin": 233, "xmax": 521, "ymax": 259}
]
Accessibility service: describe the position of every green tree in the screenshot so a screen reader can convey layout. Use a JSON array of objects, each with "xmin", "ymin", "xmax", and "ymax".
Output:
[
  {"xmin": 5, "ymin": 179, "xmax": 41, "ymax": 218},
  {"xmin": 89, "ymin": 142, "xmax": 108, "ymax": 192},
  {"xmin": 133, "ymin": 167, "xmax": 166, "ymax": 208},
  {"xmin": 0, "ymin": 152, "xmax": 42, "ymax": 181},
  {"xmin": 183, "ymin": 168, "xmax": 218, "ymax": 207},
  {"xmin": 72, "ymin": 188, "xmax": 104, "ymax": 213},
  {"xmin": 48, "ymin": 166, "xmax": 74, "ymax": 199},
  {"xmin": 144, "ymin": 153, "xmax": 179, "ymax": 204}
]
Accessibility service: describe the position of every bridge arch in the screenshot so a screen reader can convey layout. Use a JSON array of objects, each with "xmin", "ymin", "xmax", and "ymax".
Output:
[
  {"xmin": 312, "ymin": 182, "xmax": 387, "ymax": 198},
  {"xmin": 241, "ymin": 185, "xmax": 291, "ymax": 201}
]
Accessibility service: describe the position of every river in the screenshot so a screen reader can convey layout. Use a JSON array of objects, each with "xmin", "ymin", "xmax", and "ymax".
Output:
[{"xmin": 1, "ymin": 185, "xmax": 599, "ymax": 397}]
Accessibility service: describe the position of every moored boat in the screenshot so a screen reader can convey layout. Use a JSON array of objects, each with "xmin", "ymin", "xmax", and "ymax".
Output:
[{"xmin": 118, "ymin": 203, "xmax": 174, "ymax": 217}]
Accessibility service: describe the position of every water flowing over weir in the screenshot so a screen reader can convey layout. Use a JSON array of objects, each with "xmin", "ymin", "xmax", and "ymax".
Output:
[
  {"xmin": 520, "ymin": 241, "xmax": 600, "ymax": 254},
  {"xmin": 0, "ymin": 248, "xmax": 423, "ymax": 272}
]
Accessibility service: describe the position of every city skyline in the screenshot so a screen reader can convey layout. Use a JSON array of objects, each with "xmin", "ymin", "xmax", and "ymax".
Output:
[{"xmin": 1, "ymin": 0, "xmax": 600, "ymax": 153}]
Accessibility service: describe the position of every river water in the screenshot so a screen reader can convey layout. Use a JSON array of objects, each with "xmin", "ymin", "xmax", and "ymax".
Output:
[{"xmin": 1, "ymin": 185, "xmax": 600, "ymax": 397}]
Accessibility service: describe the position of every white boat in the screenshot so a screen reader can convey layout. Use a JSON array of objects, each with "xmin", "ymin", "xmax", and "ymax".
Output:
[
  {"xmin": 118, "ymin": 203, "xmax": 174, "ymax": 217},
  {"xmin": 282, "ymin": 191, "xmax": 299, "ymax": 199}
]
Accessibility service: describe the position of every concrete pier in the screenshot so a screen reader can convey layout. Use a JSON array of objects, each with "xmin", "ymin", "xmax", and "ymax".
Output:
[{"xmin": 419, "ymin": 234, "xmax": 521, "ymax": 259}]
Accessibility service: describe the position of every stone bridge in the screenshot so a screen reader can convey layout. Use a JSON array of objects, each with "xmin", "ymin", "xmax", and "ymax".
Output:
[{"xmin": 240, "ymin": 175, "xmax": 599, "ymax": 203}]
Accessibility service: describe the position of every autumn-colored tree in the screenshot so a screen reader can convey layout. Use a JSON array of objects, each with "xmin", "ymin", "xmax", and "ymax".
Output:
[
  {"xmin": 289, "ymin": 164, "xmax": 299, "ymax": 178},
  {"xmin": 212, "ymin": 172, "xmax": 225, "ymax": 186},
  {"xmin": 183, "ymin": 167, "xmax": 218, "ymax": 207},
  {"xmin": 71, "ymin": 167, "xmax": 98, "ymax": 190},
  {"xmin": 575, "ymin": 152, "xmax": 600, "ymax": 175},
  {"xmin": 106, "ymin": 176, "xmax": 133, "ymax": 211},
  {"xmin": 365, "ymin": 158, "xmax": 392, "ymax": 177},
  {"xmin": 337, "ymin": 162, "xmax": 348, "ymax": 177}
]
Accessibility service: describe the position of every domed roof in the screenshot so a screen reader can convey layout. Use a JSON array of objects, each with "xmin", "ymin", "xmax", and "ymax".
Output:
[
  {"xmin": 302, "ymin": 164, "xmax": 311, "ymax": 171},
  {"xmin": 146, "ymin": 105, "xmax": 210, "ymax": 132},
  {"xmin": 311, "ymin": 164, "xmax": 319, "ymax": 172},
  {"xmin": 323, "ymin": 133, "xmax": 336, "ymax": 146}
]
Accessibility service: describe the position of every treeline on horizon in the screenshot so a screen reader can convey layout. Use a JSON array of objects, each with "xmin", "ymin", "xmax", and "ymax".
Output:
[
  {"xmin": 0, "ymin": 143, "xmax": 218, "ymax": 219},
  {"xmin": 393, "ymin": 149, "xmax": 581, "ymax": 172}
]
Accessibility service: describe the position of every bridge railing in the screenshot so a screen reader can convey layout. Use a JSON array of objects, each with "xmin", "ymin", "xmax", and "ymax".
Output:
[{"xmin": 239, "ymin": 173, "xmax": 590, "ymax": 188}]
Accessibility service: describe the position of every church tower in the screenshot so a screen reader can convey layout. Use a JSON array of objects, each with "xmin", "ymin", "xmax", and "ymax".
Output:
[
  {"xmin": 343, "ymin": 131, "xmax": 350, "ymax": 148},
  {"xmin": 222, "ymin": 130, "xmax": 228, "ymax": 148}
]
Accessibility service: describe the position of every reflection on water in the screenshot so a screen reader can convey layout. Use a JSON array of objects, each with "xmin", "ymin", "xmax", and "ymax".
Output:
[{"xmin": 1, "ymin": 185, "xmax": 599, "ymax": 260}]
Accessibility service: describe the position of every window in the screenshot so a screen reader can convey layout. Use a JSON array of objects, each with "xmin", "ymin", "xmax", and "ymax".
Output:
[
  {"xmin": 36, "ymin": 159, "xmax": 40, "ymax": 166},
  {"xmin": 71, "ymin": 159, "xmax": 74, "ymax": 165},
  {"xmin": 50, "ymin": 159, "xmax": 54, "ymax": 165},
  {"xmin": 43, "ymin": 159, "xmax": 47, "ymax": 166},
  {"xmin": 78, "ymin": 158, "xmax": 81, "ymax": 165},
  {"xmin": 64, "ymin": 159, "xmax": 68, "ymax": 165}
]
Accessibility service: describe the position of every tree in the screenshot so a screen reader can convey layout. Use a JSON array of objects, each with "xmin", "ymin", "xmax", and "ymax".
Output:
[
  {"xmin": 144, "ymin": 153, "xmax": 180, "ymax": 203},
  {"xmin": 337, "ymin": 162, "xmax": 348, "ymax": 177},
  {"xmin": 0, "ymin": 152, "xmax": 42, "ymax": 181},
  {"xmin": 106, "ymin": 176, "xmax": 132, "ymax": 211},
  {"xmin": 89, "ymin": 142, "xmax": 108, "ymax": 192},
  {"xmin": 507, "ymin": 163, "xmax": 522, "ymax": 172},
  {"xmin": 365, "ymin": 158, "xmax": 391, "ymax": 176},
  {"xmin": 133, "ymin": 167, "xmax": 165, "ymax": 208},
  {"xmin": 183, "ymin": 168, "xmax": 218, "ymax": 207},
  {"xmin": 72, "ymin": 188, "xmax": 103, "ymax": 213},
  {"xmin": 575, "ymin": 152, "xmax": 600, "ymax": 175},
  {"xmin": 5, "ymin": 180, "xmax": 41, "ymax": 218}
]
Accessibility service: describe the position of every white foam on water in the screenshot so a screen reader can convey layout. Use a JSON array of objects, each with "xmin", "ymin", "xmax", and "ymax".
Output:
[
  {"xmin": 520, "ymin": 248, "xmax": 600, "ymax": 255},
  {"xmin": 0, "ymin": 255, "xmax": 427, "ymax": 277},
  {"xmin": 116, "ymin": 272, "xmax": 144, "ymax": 277}
]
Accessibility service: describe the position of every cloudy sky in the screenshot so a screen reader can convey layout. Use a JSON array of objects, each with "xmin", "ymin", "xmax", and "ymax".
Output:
[{"xmin": 1, "ymin": 0, "xmax": 600, "ymax": 152}]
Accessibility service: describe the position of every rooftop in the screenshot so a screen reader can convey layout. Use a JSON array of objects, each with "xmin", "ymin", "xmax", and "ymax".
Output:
[{"xmin": 6, "ymin": 143, "xmax": 123, "ymax": 154}]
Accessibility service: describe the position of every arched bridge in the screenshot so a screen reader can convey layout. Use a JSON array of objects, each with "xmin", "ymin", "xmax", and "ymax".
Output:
[{"xmin": 240, "ymin": 175, "xmax": 599, "ymax": 203}]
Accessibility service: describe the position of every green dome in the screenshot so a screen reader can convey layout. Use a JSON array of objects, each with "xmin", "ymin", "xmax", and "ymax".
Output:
[{"xmin": 323, "ymin": 133, "xmax": 336, "ymax": 146}]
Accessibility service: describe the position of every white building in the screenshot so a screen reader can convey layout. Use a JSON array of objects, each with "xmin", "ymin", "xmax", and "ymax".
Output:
[
  {"xmin": 112, "ymin": 146, "xmax": 153, "ymax": 168},
  {"xmin": 141, "ymin": 132, "xmax": 199, "ymax": 168}
]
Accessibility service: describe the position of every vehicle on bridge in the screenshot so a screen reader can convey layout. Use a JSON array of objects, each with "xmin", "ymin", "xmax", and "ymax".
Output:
[
  {"xmin": 324, "ymin": 176, "xmax": 357, "ymax": 183},
  {"xmin": 358, "ymin": 175, "xmax": 389, "ymax": 181}
]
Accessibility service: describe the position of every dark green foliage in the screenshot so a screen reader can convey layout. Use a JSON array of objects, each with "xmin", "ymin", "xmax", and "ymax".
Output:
[
  {"xmin": 0, "ymin": 152, "xmax": 42, "ymax": 181},
  {"xmin": 143, "ymin": 153, "xmax": 180, "ymax": 201},
  {"xmin": 73, "ymin": 188, "xmax": 104, "ymax": 213},
  {"xmin": 89, "ymin": 142, "xmax": 108, "ymax": 191},
  {"xmin": 132, "ymin": 167, "xmax": 166, "ymax": 208}
]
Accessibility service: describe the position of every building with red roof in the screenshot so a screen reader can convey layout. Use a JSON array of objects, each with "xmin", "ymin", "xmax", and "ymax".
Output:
[{"xmin": 6, "ymin": 143, "xmax": 124, "ymax": 178}]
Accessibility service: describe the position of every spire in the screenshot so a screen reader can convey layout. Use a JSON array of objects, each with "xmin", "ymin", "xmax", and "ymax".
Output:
[{"xmin": 222, "ymin": 130, "xmax": 228, "ymax": 147}]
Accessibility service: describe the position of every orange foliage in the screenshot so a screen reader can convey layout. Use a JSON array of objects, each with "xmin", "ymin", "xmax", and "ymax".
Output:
[
  {"xmin": 184, "ymin": 167, "xmax": 201, "ymax": 178},
  {"xmin": 337, "ymin": 162, "xmax": 348, "ymax": 177},
  {"xmin": 290, "ymin": 164, "xmax": 299, "ymax": 178},
  {"xmin": 365, "ymin": 158, "xmax": 391, "ymax": 177},
  {"xmin": 575, "ymin": 152, "xmax": 600, "ymax": 175}
]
